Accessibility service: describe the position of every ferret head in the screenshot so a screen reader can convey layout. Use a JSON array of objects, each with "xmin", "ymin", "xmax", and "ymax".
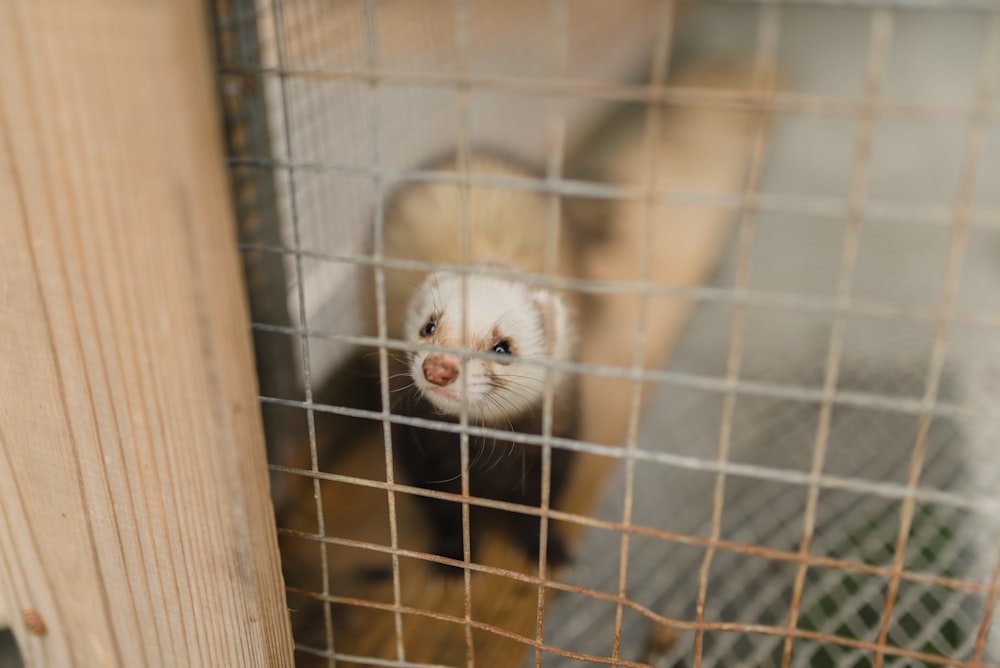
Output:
[{"xmin": 403, "ymin": 271, "xmax": 572, "ymax": 425}]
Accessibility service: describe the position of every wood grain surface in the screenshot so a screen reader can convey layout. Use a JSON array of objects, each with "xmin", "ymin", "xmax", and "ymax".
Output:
[{"xmin": 0, "ymin": 1, "xmax": 294, "ymax": 665}]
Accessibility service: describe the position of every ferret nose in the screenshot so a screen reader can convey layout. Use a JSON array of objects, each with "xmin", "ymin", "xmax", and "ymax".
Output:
[{"xmin": 422, "ymin": 355, "xmax": 459, "ymax": 387}]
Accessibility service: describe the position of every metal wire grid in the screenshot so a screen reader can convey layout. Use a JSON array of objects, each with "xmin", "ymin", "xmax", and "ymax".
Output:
[
  {"xmin": 541, "ymin": 205, "xmax": 1000, "ymax": 663},
  {"xmin": 212, "ymin": 0, "xmax": 1000, "ymax": 666}
]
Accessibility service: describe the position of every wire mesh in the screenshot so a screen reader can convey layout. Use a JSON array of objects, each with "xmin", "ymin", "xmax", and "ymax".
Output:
[{"xmin": 211, "ymin": 0, "xmax": 1000, "ymax": 666}]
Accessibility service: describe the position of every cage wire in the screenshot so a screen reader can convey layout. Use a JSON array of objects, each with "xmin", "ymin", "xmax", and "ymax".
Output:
[{"xmin": 211, "ymin": 0, "xmax": 1000, "ymax": 666}]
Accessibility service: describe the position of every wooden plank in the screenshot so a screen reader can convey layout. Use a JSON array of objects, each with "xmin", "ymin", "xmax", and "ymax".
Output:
[{"xmin": 0, "ymin": 1, "xmax": 294, "ymax": 666}]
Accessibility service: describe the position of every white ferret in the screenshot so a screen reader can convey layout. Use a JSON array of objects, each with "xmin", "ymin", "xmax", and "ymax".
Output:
[
  {"xmin": 381, "ymin": 154, "xmax": 582, "ymax": 570},
  {"xmin": 402, "ymin": 273, "xmax": 572, "ymax": 425}
]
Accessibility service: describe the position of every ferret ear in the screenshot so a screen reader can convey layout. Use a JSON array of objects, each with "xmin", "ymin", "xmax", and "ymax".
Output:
[{"xmin": 531, "ymin": 289, "xmax": 567, "ymax": 355}]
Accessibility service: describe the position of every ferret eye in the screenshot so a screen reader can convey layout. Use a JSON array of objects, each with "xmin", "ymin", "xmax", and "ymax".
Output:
[
  {"xmin": 419, "ymin": 318, "xmax": 436, "ymax": 337},
  {"xmin": 492, "ymin": 339, "xmax": 511, "ymax": 355}
]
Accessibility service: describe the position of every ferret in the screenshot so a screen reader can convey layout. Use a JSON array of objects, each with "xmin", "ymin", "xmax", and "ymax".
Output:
[{"xmin": 381, "ymin": 154, "xmax": 581, "ymax": 570}]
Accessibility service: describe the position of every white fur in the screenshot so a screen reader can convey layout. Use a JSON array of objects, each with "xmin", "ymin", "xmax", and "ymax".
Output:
[{"xmin": 404, "ymin": 271, "xmax": 572, "ymax": 425}]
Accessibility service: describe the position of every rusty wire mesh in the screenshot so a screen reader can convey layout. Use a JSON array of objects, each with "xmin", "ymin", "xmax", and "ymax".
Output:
[{"xmin": 212, "ymin": 0, "xmax": 1000, "ymax": 665}]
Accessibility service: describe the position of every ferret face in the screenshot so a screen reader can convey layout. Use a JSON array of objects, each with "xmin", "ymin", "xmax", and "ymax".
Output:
[{"xmin": 403, "ymin": 271, "xmax": 569, "ymax": 425}]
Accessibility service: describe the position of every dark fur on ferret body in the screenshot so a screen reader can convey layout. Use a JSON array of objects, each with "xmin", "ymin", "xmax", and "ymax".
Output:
[
  {"xmin": 392, "ymin": 382, "xmax": 577, "ymax": 570},
  {"xmin": 381, "ymin": 153, "xmax": 589, "ymax": 571}
]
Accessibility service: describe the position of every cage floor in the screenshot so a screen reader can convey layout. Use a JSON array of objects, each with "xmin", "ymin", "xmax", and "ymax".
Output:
[{"xmin": 538, "ymin": 4, "xmax": 1000, "ymax": 666}]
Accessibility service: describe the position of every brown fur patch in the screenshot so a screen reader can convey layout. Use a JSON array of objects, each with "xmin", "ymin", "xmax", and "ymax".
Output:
[
  {"xmin": 488, "ymin": 324, "xmax": 517, "ymax": 357},
  {"xmin": 436, "ymin": 320, "xmax": 493, "ymax": 355}
]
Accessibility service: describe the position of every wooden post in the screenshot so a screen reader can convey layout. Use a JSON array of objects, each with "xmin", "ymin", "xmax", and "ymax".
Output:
[{"xmin": 0, "ymin": 1, "xmax": 294, "ymax": 666}]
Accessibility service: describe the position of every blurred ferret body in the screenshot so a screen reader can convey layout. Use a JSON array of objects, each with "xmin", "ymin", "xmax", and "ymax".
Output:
[{"xmin": 382, "ymin": 155, "xmax": 580, "ymax": 569}]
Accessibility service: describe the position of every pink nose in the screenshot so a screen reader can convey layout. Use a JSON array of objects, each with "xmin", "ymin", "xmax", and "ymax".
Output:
[{"xmin": 422, "ymin": 355, "xmax": 459, "ymax": 387}]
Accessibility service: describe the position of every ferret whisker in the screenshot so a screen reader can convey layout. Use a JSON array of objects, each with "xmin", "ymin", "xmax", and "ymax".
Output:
[
  {"xmin": 493, "ymin": 380, "xmax": 542, "ymax": 393},
  {"xmin": 470, "ymin": 443, "xmax": 484, "ymax": 469},
  {"xmin": 417, "ymin": 276, "xmax": 444, "ymax": 316},
  {"xmin": 405, "ymin": 424, "xmax": 427, "ymax": 457},
  {"xmin": 475, "ymin": 411, "xmax": 514, "ymax": 475},
  {"xmin": 426, "ymin": 472, "xmax": 465, "ymax": 484},
  {"xmin": 482, "ymin": 395, "xmax": 523, "ymax": 423},
  {"xmin": 419, "ymin": 285, "xmax": 443, "ymax": 318},
  {"xmin": 478, "ymin": 447, "xmax": 504, "ymax": 476},
  {"xmin": 496, "ymin": 373, "xmax": 546, "ymax": 384},
  {"xmin": 470, "ymin": 421, "xmax": 493, "ymax": 467},
  {"xmin": 481, "ymin": 392, "xmax": 521, "ymax": 427},
  {"xmin": 491, "ymin": 384, "xmax": 523, "ymax": 410},
  {"xmin": 472, "ymin": 435, "xmax": 499, "ymax": 471}
]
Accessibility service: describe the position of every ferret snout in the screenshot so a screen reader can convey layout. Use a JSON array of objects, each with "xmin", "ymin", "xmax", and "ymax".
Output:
[{"xmin": 422, "ymin": 355, "xmax": 459, "ymax": 387}]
